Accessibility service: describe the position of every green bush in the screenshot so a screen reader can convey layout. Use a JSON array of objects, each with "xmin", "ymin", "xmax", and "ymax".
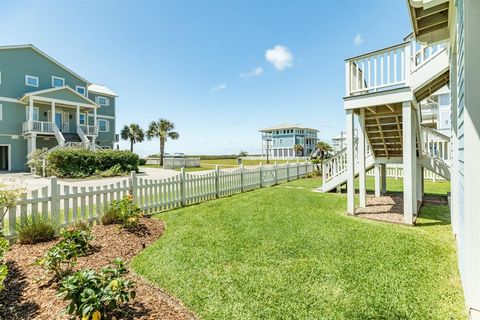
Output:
[
  {"xmin": 101, "ymin": 195, "xmax": 142, "ymax": 229},
  {"xmin": 36, "ymin": 225, "xmax": 93, "ymax": 279},
  {"xmin": 46, "ymin": 149, "xmax": 139, "ymax": 178},
  {"xmin": 139, "ymin": 158, "xmax": 147, "ymax": 165},
  {"xmin": 96, "ymin": 164, "xmax": 124, "ymax": 177},
  {"xmin": 58, "ymin": 258, "xmax": 135, "ymax": 319},
  {"xmin": 17, "ymin": 215, "xmax": 57, "ymax": 245},
  {"xmin": 0, "ymin": 237, "xmax": 8, "ymax": 291}
]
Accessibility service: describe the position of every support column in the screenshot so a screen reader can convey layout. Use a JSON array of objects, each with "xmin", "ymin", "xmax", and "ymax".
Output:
[
  {"xmin": 381, "ymin": 163, "xmax": 387, "ymax": 194},
  {"xmin": 374, "ymin": 164, "xmax": 381, "ymax": 197},
  {"xmin": 402, "ymin": 101, "xmax": 417, "ymax": 224},
  {"xmin": 93, "ymin": 107, "xmax": 97, "ymax": 129},
  {"xmin": 416, "ymin": 164, "xmax": 423, "ymax": 203},
  {"xmin": 358, "ymin": 108, "xmax": 366, "ymax": 208},
  {"xmin": 29, "ymin": 97, "xmax": 34, "ymax": 120},
  {"xmin": 76, "ymin": 105, "xmax": 80, "ymax": 127},
  {"xmin": 346, "ymin": 109, "xmax": 355, "ymax": 215},
  {"xmin": 51, "ymin": 102, "xmax": 56, "ymax": 124}
]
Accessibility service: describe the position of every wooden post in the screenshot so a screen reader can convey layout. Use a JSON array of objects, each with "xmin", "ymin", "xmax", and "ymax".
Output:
[
  {"xmin": 215, "ymin": 165, "xmax": 220, "ymax": 198},
  {"xmin": 374, "ymin": 164, "xmax": 381, "ymax": 197},
  {"xmin": 286, "ymin": 161, "xmax": 290, "ymax": 182},
  {"xmin": 130, "ymin": 171, "xmax": 138, "ymax": 203},
  {"xmin": 358, "ymin": 108, "xmax": 366, "ymax": 208},
  {"xmin": 180, "ymin": 167, "xmax": 186, "ymax": 206},
  {"xmin": 259, "ymin": 163, "xmax": 264, "ymax": 187},
  {"xmin": 296, "ymin": 160, "xmax": 300, "ymax": 179},
  {"xmin": 240, "ymin": 164, "xmax": 245, "ymax": 192},
  {"xmin": 50, "ymin": 176, "xmax": 60, "ymax": 225},
  {"xmin": 403, "ymin": 101, "xmax": 417, "ymax": 224},
  {"xmin": 381, "ymin": 163, "xmax": 387, "ymax": 194},
  {"xmin": 346, "ymin": 109, "xmax": 355, "ymax": 215},
  {"xmin": 274, "ymin": 161, "xmax": 278, "ymax": 184}
]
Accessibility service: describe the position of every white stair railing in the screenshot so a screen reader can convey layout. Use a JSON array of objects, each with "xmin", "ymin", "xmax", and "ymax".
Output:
[
  {"xmin": 52, "ymin": 123, "xmax": 66, "ymax": 145},
  {"xmin": 421, "ymin": 125, "xmax": 451, "ymax": 165}
]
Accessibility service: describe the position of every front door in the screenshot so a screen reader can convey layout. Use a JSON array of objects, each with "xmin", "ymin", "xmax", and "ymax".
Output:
[
  {"xmin": 0, "ymin": 146, "xmax": 9, "ymax": 171},
  {"xmin": 55, "ymin": 112, "xmax": 63, "ymax": 132}
]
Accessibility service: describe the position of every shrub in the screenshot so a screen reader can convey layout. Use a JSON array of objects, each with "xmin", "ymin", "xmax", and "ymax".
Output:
[
  {"xmin": 58, "ymin": 259, "xmax": 135, "ymax": 319},
  {"xmin": 26, "ymin": 148, "xmax": 48, "ymax": 175},
  {"xmin": 17, "ymin": 215, "xmax": 57, "ymax": 245},
  {"xmin": 139, "ymin": 158, "xmax": 147, "ymax": 165},
  {"xmin": 46, "ymin": 149, "xmax": 139, "ymax": 178},
  {"xmin": 0, "ymin": 237, "xmax": 8, "ymax": 291},
  {"xmin": 96, "ymin": 164, "xmax": 124, "ymax": 177},
  {"xmin": 101, "ymin": 195, "xmax": 141, "ymax": 229},
  {"xmin": 36, "ymin": 225, "xmax": 93, "ymax": 279},
  {"xmin": 0, "ymin": 186, "xmax": 25, "ymax": 221}
]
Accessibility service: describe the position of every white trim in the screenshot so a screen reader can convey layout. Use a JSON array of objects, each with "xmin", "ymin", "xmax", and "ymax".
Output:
[
  {"xmin": 25, "ymin": 106, "xmax": 39, "ymax": 121},
  {"xmin": 0, "ymin": 44, "xmax": 91, "ymax": 85},
  {"xmin": 95, "ymin": 96, "xmax": 110, "ymax": 106},
  {"xmin": 25, "ymin": 74, "xmax": 39, "ymax": 87},
  {"xmin": 96, "ymin": 114, "xmax": 115, "ymax": 120},
  {"xmin": 20, "ymin": 86, "xmax": 99, "ymax": 108},
  {"xmin": 0, "ymin": 96, "xmax": 25, "ymax": 104},
  {"xmin": 0, "ymin": 144, "xmax": 11, "ymax": 171},
  {"xmin": 51, "ymin": 76, "xmax": 65, "ymax": 87},
  {"xmin": 79, "ymin": 112, "xmax": 87, "ymax": 125},
  {"xmin": 75, "ymin": 85, "xmax": 86, "ymax": 96},
  {"xmin": 98, "ymin": 119, "xmax": 109, "ymax": 132}
]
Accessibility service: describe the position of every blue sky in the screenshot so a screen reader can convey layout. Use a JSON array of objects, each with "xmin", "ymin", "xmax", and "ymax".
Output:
[{"xmin": 0, "ymin": 0, "xmax": 411, "ymax": 156}]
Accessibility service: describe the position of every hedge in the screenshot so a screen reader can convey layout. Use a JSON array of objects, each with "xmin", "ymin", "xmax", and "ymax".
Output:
[{"xmin": 46, "ymin": 149, "xmax": 139, "ymax": 178}]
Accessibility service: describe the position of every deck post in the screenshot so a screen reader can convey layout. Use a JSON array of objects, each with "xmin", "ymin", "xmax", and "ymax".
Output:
[
  {"xmin": 358, "ymin": 108, "xmax": 366, "ymax": 208},
  {"xmin": 374, "ymin": 164, "xmax": 381, "ymax": 197},
  {"xmin": 402, "ymin": 101, "xmax": 417, "ymax": 224},
  {"xmin": 381, "ymin": 163, "xmax": 387, "ymax": 194},
  {"xmin": 346, "ymin": 109, "xmax": 355, "ymax": 215},
  {"xmin": 416, "ymin": 164, "xmax": 423, "ymax": 203}
]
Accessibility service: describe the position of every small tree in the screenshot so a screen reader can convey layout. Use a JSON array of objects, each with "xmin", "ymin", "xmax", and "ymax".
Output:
[
  {"xmin": 239, "ymin": 151, "xmax": 248, "ymax": 157},
  {"xmin": 120, "ymin": 124, "xmax": 145, "ymax": 152},
  {"xmin": 293, "ymin": 144, "xmax": 304, "ymax": 157},
  {"xmin": 146, "ymin": 119, "xmax": 179, "ymax": 166},
  {"xmin": 315, "ymin": 141, "xmax": 333, "ymax": 172}
]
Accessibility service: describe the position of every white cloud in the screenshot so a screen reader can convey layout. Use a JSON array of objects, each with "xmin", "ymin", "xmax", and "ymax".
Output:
[
  {"xmin": 211, "ymin": 83, "xmax": 227, "ymax": 92},
  {"xmin": 353, "ymin": 33, "xmax": 364, "ymax": 46},
  {"xmin": 265, "ymin": 45, "xmax": 293, "ymax": 71},
  {"xmin": 240, "ymin": 67, "xmax": 264, "ymax": 79}
]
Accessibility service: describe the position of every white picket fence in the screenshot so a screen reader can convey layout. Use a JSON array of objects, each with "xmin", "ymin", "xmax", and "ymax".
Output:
[
  {"xmin": 366, "ymin": 164, "xmax": 445, "ymax": 181},
  {"xmin": 1, "ymin": 162, "xmax": 314, "ymax": 241}
]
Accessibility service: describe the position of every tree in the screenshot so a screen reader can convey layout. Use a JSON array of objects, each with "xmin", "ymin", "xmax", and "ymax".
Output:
[
  {"xmin": 315, "ymin": 141, "xmax": 333, "ymax": 173},
  {"xmin": 239, "ymin": 151, "xmax": 248, "ymax": 157},
  {"xmin": 293, "ymin": 144, "xmax": 304, "ymax": 156},
  {"xmin": 120, "ymin": 124, "xmax": 145, "ymax": 152},
  {"xmin": 146, "ymin": 119, "xmax": 179, "ymax": 166}
]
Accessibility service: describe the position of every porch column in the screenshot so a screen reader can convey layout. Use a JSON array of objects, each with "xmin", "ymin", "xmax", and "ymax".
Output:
[
  {"xmin": 346, "ymin": 109, "xmax": 355, "ymax": 215},
  {"xmin": 51, "ymin": 102, "xmax": 56, "ymax": 124},
  {"xmin": 29, "ymin": 97, "xmax": 34, "ymax": 120},
  {"xmin": 76, "ymin": 105, "xmax": 80, "ymax": 127},
  {"xmin": 374, "ymin": 164, "xmax": 381, "ymax": 197},
  {"xmin": 402, "ymin": 101, "xmax": 417, "ymax": 224},
  {"xmin": 93, "ymin": 107, "xmax": 97, "ymax": 129},
  {"xmin": 416, "ymin": 164, "xmax": 423, "ymax": 203},
  {"xmin": 31, "ymin": 133, "xmax": 36, "ymax": 152},
  {"xmin": 358, "ymin": 108, "xmax": 366, "ymax": 208},
  {"xmin": 381, "ymin": 163, "xmax": 387, "ymax": 194}
]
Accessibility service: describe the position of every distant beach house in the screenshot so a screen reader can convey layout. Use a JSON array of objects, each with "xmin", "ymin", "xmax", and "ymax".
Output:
[
  {"xmin": 259, "ymin": 123, "xmax": 318, "ymax": 158},
  {"xmin": 0, "ymin": 44, "xmax": 118, "ymax": 171}
]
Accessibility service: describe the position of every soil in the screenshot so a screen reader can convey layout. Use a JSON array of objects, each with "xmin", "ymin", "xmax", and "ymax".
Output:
[{"xmin": 0, "ymin": 217, "xmax": 196, "ymax": 320}]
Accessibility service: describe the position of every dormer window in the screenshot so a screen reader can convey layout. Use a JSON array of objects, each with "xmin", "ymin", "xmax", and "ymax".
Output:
[
  {"xmin": 52, "ymin": 76, "xmax": 65, "ymax": 87},
  {"xmin": 25, "ymin": 75, "xmax": 39, "ymax": 87},
  {"xmin": 95, "ymin": 96, "xmax": 109, "ymax": 106},
  {"xmin": 76, "ymin": 86, "xmax": 86, "ymax": 96}
]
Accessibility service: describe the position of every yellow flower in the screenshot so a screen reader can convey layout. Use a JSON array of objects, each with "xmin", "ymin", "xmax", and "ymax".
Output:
[
  {"xmin": 110, "ymin": 279, "xmax": 119, "ymax": 291},
  {"xmin": 92, "ymin": 310, "xmax": 101, "ymax": 320},
  {"xmin": 82, "ymin": 316, "xmax": 89, "ymax": 320}
]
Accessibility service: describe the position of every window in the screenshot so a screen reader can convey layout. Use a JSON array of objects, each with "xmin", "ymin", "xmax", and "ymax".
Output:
[
  {"xmin": 52, "ymin": 76, "xmax": 65, "ymax": 87},
  {"xmin": 79, "ymin": 113, "xmax": 86, "ymax": 125},
  {"xmin": 98, "ymin": 119, "xmax": 109, "ymax": 132},
  {"xmin": 96, "ymin": 96, "xmax": 109, "ymax": 106},
  {"xmin": 25, "ymin": 75, "xmax": 39, "ymax": 87},
  {"xmin": 26, "ymin": 107, "xmax": 39, "ymax": 121},
  {"xmin": 76, "ymin": 86, "xmax": 86, "ymax": 96}
]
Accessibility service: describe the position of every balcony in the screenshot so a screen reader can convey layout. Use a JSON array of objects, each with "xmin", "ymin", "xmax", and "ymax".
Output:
[
  {"xmin": 22, "ymin": 121, "xmax": 54, "ymax": 134},
  {"xmin": 79, "ymin": 125, "xmax": 98, "ymax": 136}
]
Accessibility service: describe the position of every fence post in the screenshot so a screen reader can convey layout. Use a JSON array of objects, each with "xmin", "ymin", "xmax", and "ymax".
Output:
[
  {"xmin": 180, "ymin": 167, "xmax": 187, "ymax": 206},
  {"xmin": 240, "ymin": 164, "xmax": 245, "ymax": 192},
  {"xmin": 50, "ymin": 176, "xmax": 60, "ymax": 225},
  {"xmin": 296, "ymin": 160, "xmax": 300, "ymax": 179},
  {"xmin": 305, "ymin": 161, "xmax": 308, "ymax": 176},
  {"xmin": 130, "ymin": 171, "xmax": 138, "ymax": 203},
  {"xmin": 395, "ymin": 164, "xmax": 399, "ymax": 180},
  {"xmin": 286, "ymin": 161, "xmax": 290, "ymax": 182},
  {"xmin": 274, "ymin": 161, "xmax": 278, "ymax": 185},
  {"xmin": 259, "ymin": 163, "xmax": 263, "ymax": 187},
  {"xmin": 42, "ymin": 158, "xmax": 46, "ymax": 177},
  {"xmin": 215, "ymin": 165, "xmax": 220, "ymax": 198}
]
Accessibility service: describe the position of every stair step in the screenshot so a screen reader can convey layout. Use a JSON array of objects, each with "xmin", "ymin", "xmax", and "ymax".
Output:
[{"xmin": 62, "ymin": 133, "xmax": 82, "ymax": 142}]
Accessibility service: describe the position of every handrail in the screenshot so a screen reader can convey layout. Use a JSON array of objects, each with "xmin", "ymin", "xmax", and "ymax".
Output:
[
  {"xmin": 420, "ymin": 126, "xmax": 450, "ymax": 163},
  {"xmin": 52, "ymin": 123, "xmax": 66, "ymax": 145},
  {"xmin": 22, "ymin": 120, "xmax": 54, "ymax": 134},
  {"xmin": 345, "ymin": 42, "xmax": 408, "ymax": 62}
]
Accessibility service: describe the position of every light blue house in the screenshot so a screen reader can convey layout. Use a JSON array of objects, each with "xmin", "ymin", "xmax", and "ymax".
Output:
[
  {"xmin": 0, "ymin": 44, "xmax": 118, "ymax": 171},
  {"xmin": 259, "ymin": 123, "xmax": 318, "ymax": 158}
]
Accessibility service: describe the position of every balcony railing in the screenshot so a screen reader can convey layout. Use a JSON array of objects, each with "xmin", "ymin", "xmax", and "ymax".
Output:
[
  {"xmin": 22, "ymin": 121, "xmax": 54, "ymax": 134},
  {"xmin": 345, "ymin": 41, "xmax": 447, "ymax": 97},
  {"xmin": 79, "ymin": 125, "xmax": 98, "ymax": 136}
]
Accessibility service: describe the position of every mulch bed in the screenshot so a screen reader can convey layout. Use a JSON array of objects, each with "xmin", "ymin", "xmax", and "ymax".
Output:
[{"xmin": 0, "ymin": 217, "xmax": 197, "ymax": 320}]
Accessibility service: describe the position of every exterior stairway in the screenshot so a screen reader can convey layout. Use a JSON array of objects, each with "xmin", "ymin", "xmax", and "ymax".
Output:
[
  {"xmin": 62, "ymin": 133, "xmax": 82, "ymax": 143},
  {"xmin": 319, "ymin": 39, "xmax": 451, "ymax": 193}
]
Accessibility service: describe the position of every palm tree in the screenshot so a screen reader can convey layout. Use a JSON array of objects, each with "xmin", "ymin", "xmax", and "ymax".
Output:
[
  {"xmin": 293, "ymin": 144, "xmax": 304, "ymax": 157},
  {"xmin": 146, "ymin": 119, "xmax": 179, "ymax": 166},
  {"xmin": 120, "ymin": 124, "xmax": 145, "ymax": 152},
  {"xmin": 316, "ymin": 141, "xmax": 333, "ymax": 161}
]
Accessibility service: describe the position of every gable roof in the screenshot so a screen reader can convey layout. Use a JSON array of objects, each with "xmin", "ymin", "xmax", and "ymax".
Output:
[
  {"xmin": 20, "ymin": 86, "xmax": 99, "ymax": 107},
  {"xmin": 0, "ymin": 44, "xmax": 90, "ymax": 85},
  {"xmin": 88, "ymin": 84, "xmax": 118, "ymax": 97},
  {"xmin": 259, "ymin": 123, "xmax": 319, "ymax": 132}
]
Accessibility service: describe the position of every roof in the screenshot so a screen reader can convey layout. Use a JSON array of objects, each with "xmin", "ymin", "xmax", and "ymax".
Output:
[
  {"xmin": 88, "ymin": 84, "xmax": 118, "ymax": 97},
  {"xmin": 20, "ymin": 86, "xmax": 99, "ymax": 108},
  {"xmin": 259, "ymin": 123, "xmax": 319, "ymax": 132},
  {"xmin": 0, "ymin": 44, "xmax": 90, "ymax": 85}
]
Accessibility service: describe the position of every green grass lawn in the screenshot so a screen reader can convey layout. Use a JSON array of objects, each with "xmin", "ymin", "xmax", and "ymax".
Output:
[{"xmin": 132, "ymin": 177, "xmax": 464, "ymax": 319}]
